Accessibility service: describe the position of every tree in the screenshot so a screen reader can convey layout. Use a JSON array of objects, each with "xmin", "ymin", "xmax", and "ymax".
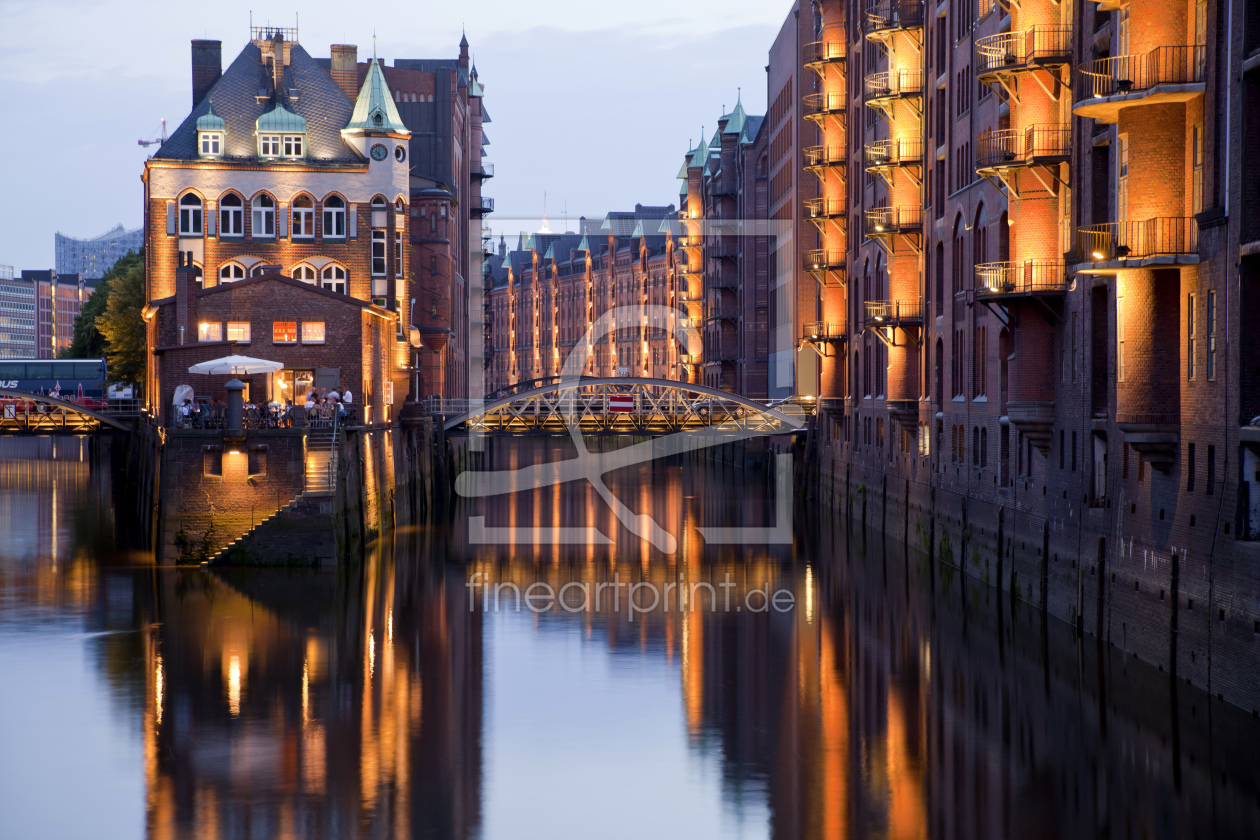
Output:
[
  {"xmin": 62, "ymin": 249, "xmax": 143, "ymax": 360},
  {"xmin": 96, "ymin": 260, "xmax": 147, "ymax": 386}
]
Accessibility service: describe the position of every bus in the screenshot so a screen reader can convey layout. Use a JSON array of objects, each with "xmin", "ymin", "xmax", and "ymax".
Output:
[{"xmin": 0, "ymin": 359, "xmax": 109, "ymax": 409}]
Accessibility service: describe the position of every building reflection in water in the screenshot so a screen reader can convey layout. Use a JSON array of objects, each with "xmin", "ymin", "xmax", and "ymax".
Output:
[{"xmin": 3, "ymin": 436, "xmax": 1260, "ymax": 838}]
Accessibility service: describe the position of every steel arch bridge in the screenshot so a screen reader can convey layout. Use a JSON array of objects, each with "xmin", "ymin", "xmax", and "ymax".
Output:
[
  {"xmin": 443, "ymin": 377, "xmax": 807, "ymax": 436},
  {"xmin": 0, "ymin": 389, "xmax": 132, "ymax": 434}
]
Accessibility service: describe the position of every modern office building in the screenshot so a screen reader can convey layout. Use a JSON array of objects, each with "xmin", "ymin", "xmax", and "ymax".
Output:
[{"xmin": 55, "ymin": 225, "xmax": 143, "ymax": 280}]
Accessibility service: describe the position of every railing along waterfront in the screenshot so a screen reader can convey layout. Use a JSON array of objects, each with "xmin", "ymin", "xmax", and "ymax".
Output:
[
  {"xmin": 976, "ymin": 124, "xmax": 1071, "ymax": 170},
  {"xmin": 976, "ymin": 26, "xmax": 1072, "ymax": 75},
  {"xmin": 1078, "ymin": 45, "xmax": 1206, "ymax": 100},
  {"xmin": 974, "ymin": 260, "xmax": 1068, "ymax": 295},
  {"xmin": 1076, "ymin": 217, "xmax": 1199, "ymax": 261}
]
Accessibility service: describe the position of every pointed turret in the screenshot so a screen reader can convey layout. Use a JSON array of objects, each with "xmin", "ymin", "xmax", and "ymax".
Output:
[
  {"xmin": 722, "ymin": 91, "xmax": 747, "ymax": 137},
  {"xmin": 344, "ymin": 57, "xmax": 408, "ymax": 135}
]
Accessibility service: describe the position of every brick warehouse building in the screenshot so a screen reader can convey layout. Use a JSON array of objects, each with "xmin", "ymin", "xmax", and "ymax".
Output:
[{"xmin": 143, "ymin": 24, "xmax": 489, "ymax": 420}]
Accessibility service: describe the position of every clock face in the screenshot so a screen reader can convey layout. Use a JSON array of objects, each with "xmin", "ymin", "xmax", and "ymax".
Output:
[{"xmin": 370, "ymin": 143, "xmax": 388, "ymax": 161}]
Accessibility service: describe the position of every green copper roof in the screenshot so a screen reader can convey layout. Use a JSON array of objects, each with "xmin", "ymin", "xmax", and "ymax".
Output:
[
  {"xmin": 688, "ymin": 137, "xmax": 707, "ymax": 168},
  {"xmin": 658, "ymin": 216, "xmax": 678, "ymax": 236},
  {"xmin": 710, "ymin": 126, "xmax": 722, "ymax": 147},
  {"xmin": 722, "ymin": 96, "xmax": 747, "ymax": 136},
  {"xmin": 469, "ymin": 67, "xmax": 484, "ymax": 98},
  {"xmin": 676, "ymin": 157, "xmax": 690, "ymax": 179},
  {"xmin": 257, "ymin": 103, "xmax": 306, "ymax": 133},
  {"xmin": 196, "ymin": 100, "xmax": 225, "ymax": 132},
  {"xmin": 577, "ymin": 234, "xmax": 591, "ymax": 252},
  {"xmin": 544, "ymin": 242, "xmax": 555, "ymax": 259},
  {"xmin": 631, "ymin": 220, "xmax": 647, "ymax": 237},
  {"xmin": 346, "ymin": 59, "xmax": 408, "ymax": 134},
  {"xmin": 522, "ymin": 233, "xmax": 536, "ymax": 250}
]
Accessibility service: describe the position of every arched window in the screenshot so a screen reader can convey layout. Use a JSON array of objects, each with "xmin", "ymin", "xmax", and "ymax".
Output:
[
  {"xmin": 252, "ymin": 194, "xmax": 275, "ymax": 238},
  {"xmin": 250, "ymin": 263, "xmax": 272, "ymax": 277},
  {"xmin": 322, "ymin": 196, "xmax": 346, "ymax": 239},
  {"xmin": 292, "ymin": 195, "xmax": 314, "ymax": 239},
  {"xmin": 395, "ymin": 197, "xmax": 406, "ymax": 214},
  {"xmin": 980, "ymin": 427, "xmax": 988, "ymax": 468},
  {"xmin": 321, "ymin": 264, "xmax": 347, "ymax": 295},
  {"xmin": 179, "ymin": 193, "xmax": 202, "ymax": 235},
  {"xmin": 952, "ymin": 216, "xmax": 966, "ymax": 296},
  {"xmin": 973, "ymin": 204, "xmax": 988, "ymax": 270},
  {"xmin": 219, "ymin": 194, "xmax": 243, "ymax": 237},
  {"xmin": 219, "ymin": 262, "xmax": 245, "ymax": 282},
  {"xmin": 292, "ymin": 264, "xmax": 317, "ymax": 283}
]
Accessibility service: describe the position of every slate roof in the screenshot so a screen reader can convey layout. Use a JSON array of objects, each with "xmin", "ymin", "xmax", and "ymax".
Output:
[{"xmin": 156, "ymin": 41, "xmax": 360, "ymax": 164}]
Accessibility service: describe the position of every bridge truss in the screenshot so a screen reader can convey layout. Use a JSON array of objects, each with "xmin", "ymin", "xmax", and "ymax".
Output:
[{"xmin": 0, "ymin": 390, "xmax": 132, "ymax": 434}]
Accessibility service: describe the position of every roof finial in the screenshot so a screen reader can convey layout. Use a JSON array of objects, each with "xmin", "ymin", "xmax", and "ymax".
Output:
[
  {"xmin": 372, "ymin": 30, "xmax": 377, "ymax": 61},
  {"xmin": 539, "ymin": 191, "xmax": 551, "ymax": 234},
  {"xmin": 737, "ymin": 86, "xmax": 741, "ymax": 104}
]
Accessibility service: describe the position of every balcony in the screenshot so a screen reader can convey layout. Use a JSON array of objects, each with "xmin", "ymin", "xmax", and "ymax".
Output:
[
  {"xmin": 863, "ymin": 138, "xmax": 923, "ymax": 174},
  {"xmin": 472, "ymin": 195, "xmax": 494, "ymax": 214},
  {"xmin": 803, "ymin": 321, "xmax": 847, "ymax": 343},
  {"xmin": 706, "ymin": 346, "xmax": 738, "ymax": 363},
  {"xmin": 864, "ymin": 206, "xmax": 922, "ymax": 238},
  {"xmin": 803, "ymin": 40, "xmax": 847, "ymax": 71},
  {"xmin": 864, "ymin": 300, "xmax": 923, "ymax": 329},
  {"xmin": 802, "ymin": 92, "xmax": 846, "ymax": 123},
  {"xmin": 804, "ymin": 144, "xmax": 847, "ymax": 174},
  {"xmin": 708, "ymin": 304, "xmax": 740, "ymax": 322},
  {"xmin": 974, "ymin": 260, "xmax": 1068, "ymax": 297},
  {"xmin": 803, "ymin": 249, "xmax": 846, "ymax": 272},
  {"xmin": 1074, "ymin": 46, "xmax": 1206, "ymax": 124},
  {"xmin": 707, "ymin": 240, "xmax": 738, "ymax": 259},
  {"xmin": 708, "ymin": 274, "xmax": 738, "ymax": 290},
  {"xmin": 472, "ymin": 162, "xmax": 494, "ymax": 179},
  {"xmin": 975, "ymin": 124, "xmax": 1071, "ymax": 174},
  {"xmin": 864, "ymin": 0, "xmax": 925, "ymax": 40},
  {"xmin": 1074, "ymin": 217, "xmax": 1199, "ymax": 268},
  {"xmin": 864, "ymin": 70, "xmax": 924, "ymax": 106},
  {"xmin": 804, "ymin": 197, "xmax": 846, "ymax": 222},
  {"xmin": 976, "ymin": 26, "xmax": 1072, "ymax": 83}
]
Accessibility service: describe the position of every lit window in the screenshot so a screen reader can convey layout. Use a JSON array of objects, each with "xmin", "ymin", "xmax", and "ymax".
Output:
[
  {"xmin": 252, "ymin": 195, "xmax": 275, "ymax": 237},
  {"xmin": 198, "ymin": 322, "xmax": 222, "ymax": 341},
  {"xmin": 179, "ymin": 194, "xmax": 203, "ymax": 236},
  {"xmin": 394, "ymin": 231, "xmax": 404, "ymax": 277},
  {"xmin": 322, "ymin": 195, "xmax": 346, "ymax": 238},
  {"xmin": 301, "ymin": 321, "xmax": 326, "ymax": 343},
  {"xmin": 292, "ymin": 196, "xmax": 314, "ymax": 239},
  {"xmin": 322, "ymin": 264, "xmax": 347, "ymax": 295},
  {"xmin": 273, "ymin": 321, "xmax": 297, "ymax": 343},
  {"xmin": 259, "ymin": 134, "xmax": 281, "ymax": 157},
  {"xmin": 372, "ymin": 230, "xmax": 387, "ymax": 276},
  {"xmin": 219, "ymin": 194, "xmax": 243, "ymax": 237},
  {"xmin": 284, "ymin": 134, "xmax": 303, "ymax": 157},
  {"xmin": 199, "ymin": 132, "xmax": 222, "ymax": 156},
  {"xmin": 226, "ymin": 322, "xmax": 251, "ymax": 342},
  {"xmin": 219, "ymin": 263, "xmax": 245, "ymax": 282},
  {"xmin": 292, "ymin": 265, "xmax": 317, "ymax": 283}
]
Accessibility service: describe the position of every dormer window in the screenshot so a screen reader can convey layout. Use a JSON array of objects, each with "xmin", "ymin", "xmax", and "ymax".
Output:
[
  {"xmin": 259, "ymin": 134, "xmax": 303, "ymax": 158},
  {"xmin": 284, "ymin": 134, "xmax": 303, "ymax": 157},
  {"xmin": 195, "ymin": 101, "xmax": 225, "ymax": 159},
  {"xmin": 255, "ymin": 104, "xmax": 308, "ymax": 160},
  {"xmin": 199, "ymin": 132, "xmax": 222, "ymax": 157}
]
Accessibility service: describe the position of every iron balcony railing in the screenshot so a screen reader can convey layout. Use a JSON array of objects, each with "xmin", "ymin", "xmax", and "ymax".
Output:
[
  {"xmin": 975, "ymin": 124, "xmax": 1071, "ymax": 170},
  {"xmin": 805, "ymin": 197, "xmax": 847, "ymax": 220},
  {"xmin": 976, "ymin": 26, "xmax": 1073, "ymax": 76},
  {"xmin": 804, "ymin": 249, "xmax": 846, "ymax": 271},
  {"xmin": 864, "ymin": 206, "xmax": 923, "ymax": 236},
  {"xmin": 707, "ymin": 347, "xmax": 738, "ymax": 362},
  {"xmin": 803, "ymin": 321, "xmax": 847, "ymax": 341},
  {"xmin": 863, "ymin": 138, "xmax": 924, "ymax": 170},
  {"xmin": 706, "ymin": 239, "xmax": 739, "ymax": 259},
  {"xmin": 803, "ymin": 39, "xmax": 847, "ymax": 66},
  {"xmin": 708, "ymin": 274, "xmax": 738, "ymax": 290},
  {"xmin": 804, "ymin": 144, "xmax": 847, "ymax": 169},
  {"xmin": 708, "ymin": 304, "xmax": 740, "ymax": 321},
  {"xmin": 473, "ymin": 195, "xmax": 494, "ymax": 213},
  {"xmin": 472, "ymin": 162, "xmax": 495, "ymax": 178},
  {"xmin": 864, "ymin": 300, "xmax": 923, "ymax": 328},
  {"xmin": 974, "ymin": 260, "xmax": 1068, "ymax": 295},
  {"xmin": 864, "ymin": 69, "xmax": 924, "ymax": 101},
  {"xmin": 1076, "ymin": 217, "xmax": 1199, "ymax": 261},
  {"xmin": 802, "ymin": 91, "xmax": 846, "ymax": 118},
  {"xmin": 864, "ymin": 0, "xmax": 926, "ymax": 35},
  {"xmin": 1078, "ymin": 45, "xmax": 1206, "ymax": 100}
]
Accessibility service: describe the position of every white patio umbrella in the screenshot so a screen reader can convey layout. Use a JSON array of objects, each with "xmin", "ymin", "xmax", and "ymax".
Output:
[{"xmin": 188, "ymin": 355, "xmax": 285, "ymax": 376}]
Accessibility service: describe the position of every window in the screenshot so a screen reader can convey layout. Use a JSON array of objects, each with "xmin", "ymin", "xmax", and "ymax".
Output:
[
  {"xmin": 292, "ymin": 264, "xmax": 317, "ymax": 283},
  {"xmin": 252, "ymin": 195, "xmax": 275, "ymax": 238},
  {"xmin": 1188, "ymin": 293, "xmax": 1196, "ymax": 379},
  {"xmin": 219, "ymin": 194, "xmax": 243, "ymax": 237},
  {"xmin": 1116, "ymin": 296, "xmax": 1125, "ymax": 381},
  {"xmin": 1192, "ymin": 124, "xmax": 1204, "ymax": 213},
  {"xmin": 284, "ymin": 134, "xmax": 303, "ymax": 157},
  {"xmin": 260, "ymin": 135, "xmax": 280, "ymax": 156},
  {"xmin": 321, "ymin": 264, "xmax": 346, "ymax": 295},
  {"xmin": 198, "ymin": 322, "xmax": 222, "ymax": 342},
  {"xmin": 1188, "ymin": 442, "xmax": 1196, "ymax": 491},
  {"xmin": 273, "ymin": 321, "xmax": 297, "ymax": 343},
  {"xmin": 292, "ymin": 196, "xmax": 314, "ymax": 239},
  {"xmin": 395, "ymin": 231, "xmax": 404, "ymax": 277},
  {"xmin": 200, "ymin": 132, "xmax": 222, "ymax": 156},
  {"xmin": 179, "ymin": 194, "xmax": 203, "ymax": 235},
  {"xmin": 219, "ymin": 262, "xmax": 244, "ymax": 282},
  {"xmin": 250, "ymin": 264, "xmax": 271, "ymax": 277},
  {"xmin": 322, "ymin": 196, "xmax": 346, "ymax": 238},
  {"xmin": 1117, "ymin": 135, "xmax": 1129, "ymax": 224},
  {"xmin": 301, "ymin": 321, "xmax": 326, "ymax": 343},
  {"xmin": 226, "ymin": 321, "xmax": 251, "ymax": 342},
  {"xmin": 430, "ymin": 255, "xmax": 438, "ymax": 275},
  {"xmin": 1207, "ymin": 290, "xmax": 1216, "ymax": 380},
  {"xmin": 372, "ymin": 230, "xmax": 387, "ymax": 276}
]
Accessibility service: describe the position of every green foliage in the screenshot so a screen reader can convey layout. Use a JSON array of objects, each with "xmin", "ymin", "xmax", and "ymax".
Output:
[
  {"xmin": 61, "ymin": 249, "xmax": 143, "ymax": 361},
  {"xmin": 96, "ymin": 257, "xmax": 147, "ymax": 386},
  {"xmin": 938, "ymin": 530, "xmax": 954, "ymax": 565}
]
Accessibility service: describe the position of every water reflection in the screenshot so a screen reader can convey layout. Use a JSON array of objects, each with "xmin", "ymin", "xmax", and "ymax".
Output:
[{"xmin": 1, "ymin": 437, "xmax": 1260, "ymax": 838}]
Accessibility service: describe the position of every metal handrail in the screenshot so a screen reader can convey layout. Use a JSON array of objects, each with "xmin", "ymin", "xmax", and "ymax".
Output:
[
  {"xmin": 976, "ymin": 26, "xmax": 1073, "ymax": 75},
  {"xmin": 864, "ymin": 137, "xmax": 924, "ymax": 169},
  {"xmin": 1078, "ymin": 45, "xmax": 1206, "ymax": 100},
  {"xmin": 864, "ymin": 0, "xmax": 926, "ymax": 34},
  {"xmin": 864, "ymin": 69, "xmax": 924, "ymax": 100},
  {"xmin": 864, "ymin": 300, "xmax": 923, "ymax": 326},
  {"xmin": 804, "ymin": 145, "xmax": 847, "ymax": 168},
  {"xmin": 803, "ymin": 40, "xmax": 847, "ymax": 65},
  {"xmin": 802, "ymin": 91, "xmax": 846, "ymax": 116},
  {"xmin": 1076, "ymin": 217, "xmax": 1198, "ymax": 261},
  {"xmin": 804, "ymin": 197, "xmax": 847, "ymax": 219},
  {"xmin": 804, "ymin": 321, "xmax": 847, "ymax": 340},
  {"xmin": 865, "ymin": 206, "xmax": 923, "ymax": 235},
  {"xmin": 974, "ymin": 260, "xmax": 1068, "ymax": 294},
  {"xmin": 803, "ymin": 249, "xmax": 846, "ymax": 271}
]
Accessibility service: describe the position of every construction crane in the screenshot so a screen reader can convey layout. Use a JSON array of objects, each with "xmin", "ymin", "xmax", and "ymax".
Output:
[{"xmin": 138, "ymin": 120, "xmax": 167, "ymax": 148}]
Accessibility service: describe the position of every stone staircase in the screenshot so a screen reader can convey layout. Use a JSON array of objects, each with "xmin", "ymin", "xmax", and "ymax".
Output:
[{"xmin": 305, "ymin": 425, "xmax": 338, "ymax": 495}]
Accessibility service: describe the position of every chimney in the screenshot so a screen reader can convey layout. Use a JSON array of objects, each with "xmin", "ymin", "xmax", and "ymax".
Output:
[
  {"xmin": 271, "ymin": 33, "xmax": 287, "ymax": 95},
  {"xmin": 330, "ymin": 44, "xmax": 359, "ymax": 99},
  {"xmin": 191, "ymin": 40, "xmax": 222, "ymax": 107}
]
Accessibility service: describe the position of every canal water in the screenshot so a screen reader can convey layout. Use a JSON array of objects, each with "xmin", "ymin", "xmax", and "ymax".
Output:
[{"xmin": 3, "ymin": 435, "xmax": 1260, "ymax": 839}]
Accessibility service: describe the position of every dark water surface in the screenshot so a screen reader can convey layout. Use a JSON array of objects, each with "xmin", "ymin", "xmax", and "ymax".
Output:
[{"xmin": 2, "ymin": 436, "xmax": 1260, "ymax": 839}]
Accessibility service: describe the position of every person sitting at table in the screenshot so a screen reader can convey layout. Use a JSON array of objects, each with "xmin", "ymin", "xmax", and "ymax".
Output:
[{"xmin": 304, "ymin": 393, "xmax": 316, "ymax": 410}]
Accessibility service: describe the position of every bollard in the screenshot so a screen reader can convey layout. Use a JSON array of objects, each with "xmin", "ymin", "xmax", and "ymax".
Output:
[{"xmin": 225, "ymin": 379, "xmax": 245, "ymax": 441}]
